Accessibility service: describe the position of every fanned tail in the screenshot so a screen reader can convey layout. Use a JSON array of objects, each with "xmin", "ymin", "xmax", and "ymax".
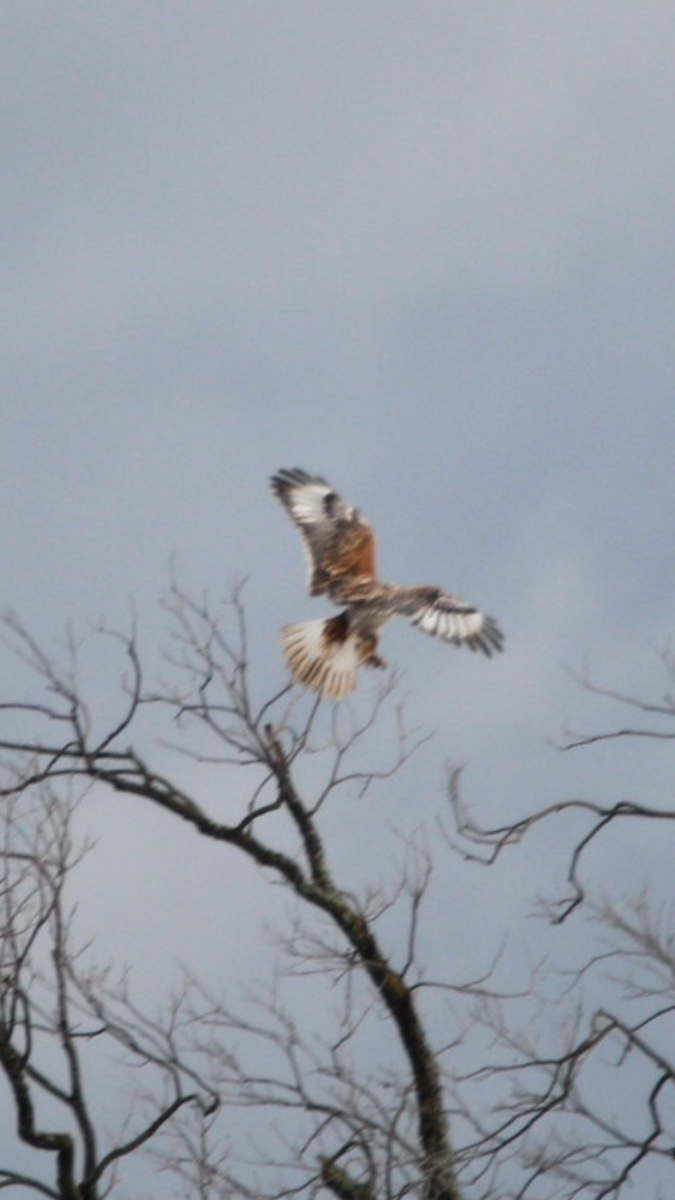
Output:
[{"xmin": 280, "ymin": 616, "xmax": 361, "ymax": 699}]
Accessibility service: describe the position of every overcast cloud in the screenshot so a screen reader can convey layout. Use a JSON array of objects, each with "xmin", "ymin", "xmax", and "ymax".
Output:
[{"xmin": 2, "ymin": 3, "xmax": 675, "ymax": 1191}]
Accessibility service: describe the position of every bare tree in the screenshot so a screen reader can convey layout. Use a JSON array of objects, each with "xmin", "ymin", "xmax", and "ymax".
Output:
[
  {"xmin": 446, "ymin": 650, "xmax": 675, "ymax": 1199},
  {"xmin": 0, "ymin": 780, "xmax": 216, "ymax": 1199},
  {"xmin": 3, "ymin": 585, "xmax": 673, "ymax": 1200},
  {"xmin": 0, "ymin": 584, "xmax": 466, "ymax": 1200}
]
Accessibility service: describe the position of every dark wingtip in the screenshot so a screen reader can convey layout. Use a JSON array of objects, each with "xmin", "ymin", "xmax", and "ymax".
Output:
[
  {"xmin": 481, "ymin": 616, "xmax": 505, "ymax": 656},
  {"xmin": 271, "ymin": 467, "xmax": 302, "ymax": 496},
  {"xmin": 270, "ymin": 468, "xmax": 327, "ymax": 495}
]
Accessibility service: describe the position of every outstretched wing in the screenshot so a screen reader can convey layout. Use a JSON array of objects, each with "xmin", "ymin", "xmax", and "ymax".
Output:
[
  {"xmin": 390, "ymin": 586, "xmax": 504, "ymax": 656},
  {"xmin": 271, "ymin": 468, "xmax": 377, "ymax": 599}
]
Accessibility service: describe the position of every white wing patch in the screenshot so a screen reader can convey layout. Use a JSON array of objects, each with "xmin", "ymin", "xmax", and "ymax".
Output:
[
  {"xmin": 284, "ymin": 480, "xmax": 333, "ymax": 527},
  {"xmin": 409, "ymin": 596, "xmax": 503, "ymax": 655}
]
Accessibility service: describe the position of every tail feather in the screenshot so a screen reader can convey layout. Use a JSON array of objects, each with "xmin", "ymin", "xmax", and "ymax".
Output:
[{"xmin": 280, "ymin": 617, "xmax": 360, "ymax": 699}]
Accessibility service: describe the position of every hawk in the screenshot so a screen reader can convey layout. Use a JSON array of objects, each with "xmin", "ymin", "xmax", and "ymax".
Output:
[{"xmin": 271, "ymin": 468, "xmax": 503, "ymax": 699}]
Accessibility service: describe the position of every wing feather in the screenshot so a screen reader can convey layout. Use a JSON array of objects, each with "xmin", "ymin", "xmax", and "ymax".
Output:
[
  {"xmin": 271, "ymin": 468, "xmax": 377, "ymax": 598},
  {"xmin": 391, "ymin": 586, "xmax": 504, "ymax": 656}
]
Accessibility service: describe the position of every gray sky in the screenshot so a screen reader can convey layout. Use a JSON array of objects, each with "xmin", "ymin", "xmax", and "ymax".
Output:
[{"xmin": 2, "ymin": 3, "xmax": 675, "ymax": 1192}]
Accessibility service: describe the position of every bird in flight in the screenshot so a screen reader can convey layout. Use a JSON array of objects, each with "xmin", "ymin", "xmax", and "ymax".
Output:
[{"xmin": 271, "ymin": 468, "xmax": 503, "ymax": 699}]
